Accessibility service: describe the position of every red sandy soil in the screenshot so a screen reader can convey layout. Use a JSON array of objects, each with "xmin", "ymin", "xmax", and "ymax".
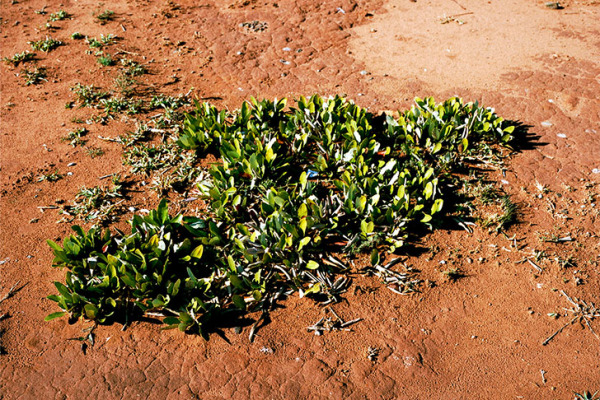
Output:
[{"xmin": 1, "ymin": 0, "xmax": 599, "ymax": 398}]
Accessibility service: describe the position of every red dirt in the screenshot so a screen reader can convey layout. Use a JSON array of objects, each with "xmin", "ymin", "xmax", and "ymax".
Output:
[{"xmin": 1, "ymin": 0, "xmax": 599, "ymax": 398}]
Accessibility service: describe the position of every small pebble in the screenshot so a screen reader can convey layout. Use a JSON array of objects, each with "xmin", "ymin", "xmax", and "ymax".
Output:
[
  {"xmin": 67, "ymin": 162, "xmax": 76, "ymax": 167},
  {"xmin": 541, "ymin": 121, "xmax": 552, "ymax": 127}
]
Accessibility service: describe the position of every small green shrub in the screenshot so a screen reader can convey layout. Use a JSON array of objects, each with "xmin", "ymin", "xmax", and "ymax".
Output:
[{"xmin": 46, "ymin": 95, "xmax": 520, "ymax": 338}]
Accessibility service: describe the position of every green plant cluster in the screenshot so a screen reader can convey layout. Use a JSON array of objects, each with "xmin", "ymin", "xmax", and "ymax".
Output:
[
  {"xmin": 46, "ymin": 95, "xmax": 517, "ymax": 337},
  {"xmin": 29, "ymin": 36, "xmax": 62, "ymax": 53},
  {"xmin": 2, "ymin": 51, "xmax": 35, "ymax": 66}
]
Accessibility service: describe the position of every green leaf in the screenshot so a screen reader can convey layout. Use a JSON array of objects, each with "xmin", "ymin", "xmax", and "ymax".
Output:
[
  {"xmin": 306, "ymin": 260, "xmax": 319, "ymax": 270},
  {"xmin": 54, "ymin": 282, "xmax": 72, "ymax": 299},
  {"xmin": 232, "ymin": 294, "xmax": 246, "ymax": 311},
  {"xmin": 229, "ymin": 274, "xmax": 245, "ymax": 290},
  {"xmin": 84, "ymin": 304, "xmax": 99, "ymax": 319},
  {"xmin": 299, "ymin": 218, "xmax": 307, "ymax": 234},
  {"xmin": 45, "ymin": 311, "xmax": 66, "ymax": 321},
  {"xmin": 265, "ymin": 147, "xmax": 275, "ymax": 163},
  {"xmin": 163, "ymin": 316, "xmax": 180, "ymax": 325},
  {"xmin": 172, "ymin": 279, "xmax": 181, "ymax": 296},
  {"xmin": 157, "ymin": 198, "xmax": 169, "ymax": 223},
  {"xmin": 304, "ymin": 282, "xmax": 321, "ymax": 295},
  {"xmin": 298, "ymin": 203, "xmax": 308, "ymax": 219},
  {"xmin": 227, "ymin": 255, "xmax": 236, "ymax": 272},
  {"xmin": 47, "ymin": 239, "xmax": 63, "ymax": 253},
  {"xmin": 191, "ymin": 244, "xmax": 204, "ymax": 259},
  {"xmin": 370, "ymin": 249, "xmax": 380, "ymax": 266},
  {"xmin": 299, "ymin": 171, "xmax": 307, "ymax": 187}
]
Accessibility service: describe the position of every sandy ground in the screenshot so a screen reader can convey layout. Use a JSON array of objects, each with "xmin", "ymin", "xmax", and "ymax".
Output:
[{"xmin": 1, "ymin": 0, "xmax": 599, "ymax": 398}]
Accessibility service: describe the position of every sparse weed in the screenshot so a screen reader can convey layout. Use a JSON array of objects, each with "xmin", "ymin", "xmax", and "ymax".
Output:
[
  {"xmin": 62, "ymin": 128, "xmax": 88, "ymax": 147},
  {"xmin": 575, "ymin": 391, "xmax": 599, "ymax": 400},
  {"xmin": 120, "ymin": 58, "xmax": 146, "ymax": 76},
  {"xmin": 149, "ymin": 94, "xmax": 190, "ymax": 110},
  {"xmin": 38, "ymin": 170, "xmax": 63, "ymax": 182},
  {"xmin": 21, "ymin": 67, "xmax": 47, "ymax": 85},
  {"xmin": 116, "ymin": 124, "xmax": 149, "ymax": 147},
  {"xmin": 95, "ymin": 10, "xmax": 115, "ymax": 24},
  {"xmin": 441, "ymin": 267, "xmax": 463, "ymax": 281},
  {"xmin": 496, "ymin": 195, "xmax": 518, "ymax": 230},
  {"xmin": 71, "ymin": 83, "xmax": 109, "ymax": 107},
  {"xmin": 86, "ymin": 34, "xmax": 116, "ymax": 49},
  {"xmin": 29, "ymin": 37, "xmax": 62, "ymax": 53},
  {"xmin": 97, "ymin": 54, "xmax": 114, "ymax": 66},
  {"xmin": 48, "ymin": 10, "xmax": 69, "ymax": 21},
  {"xmin": 149, "ymin": 94, "xmax": 191, "ymax": 129},
  {"xmin": 2, "ymin": 51, "xmax": 35, "ymax": 66},
  {"xmin": 61, "ymin": 176, "xmax": 124, "ymax": 224},
  {"xmin": 100, "ymin": 97, "xmax": 143, "ymax": 115},
  {"xmin": 114, "ymin": 74, "xmax": 137, "ymax": 96},
  {"xmin": 85, "ymin": 147, "xmax": 105, "ymax": 158},
  {"xmin": 123, "ymin": 142, "xmax": 192, "ymax": 174}
]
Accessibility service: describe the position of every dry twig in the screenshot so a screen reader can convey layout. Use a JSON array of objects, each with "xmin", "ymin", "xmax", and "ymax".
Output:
[{"xmin": 542, "ymin": 291, "xmax": 600, "ymax": 345}]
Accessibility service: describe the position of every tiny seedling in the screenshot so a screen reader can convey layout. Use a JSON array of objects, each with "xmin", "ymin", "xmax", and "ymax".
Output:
[
  {"xmin": 86, "ymin": 34, "xmax": 116, "ymax": 49},
  {"xmin": 575, "ymin": 391, "xmax": 600, "ymax": 400},
  {"xmin": 29, "ymin": 37, "xmax": 62, "ymax": 52},
  {"xmin": 85, "ymin": 147, "xmax": 105, "ymax": 158},
  {"xmin": 120, "ymin": 58, "xmax": 147, "ymax": 76},
  {"xmin": 114, "ymin": 74, "xmax": 137, "ymax": 96},
  {"xmin": 37, "ymin": 171, "xmax": 63, "ymax": 182},
  {"xmin": 62, "ymin": 128, "xmax": 88, "ymax": 147},
  {"xmin": 100, "ymin": 97, "xmax": 143, "ymax": 115},
  {"xmin": 71, "ymin": 83, "xmax": 109, "ymax": 107},
  {"xmin": 95, "ymin": 10, "xmax": 115, "ymax": 24},
  {"xmin": 441, "ymin": 267, "xmax": 463, "ymax": 281},
  {"xmin": 21, "ymin": 67, "xmax": 47, "ymax": 85},
  {"xmin": 480, "ymin": 195, "xmax": 518, "ymax": 232},
  {"xmin": 61, "ymin": 176, "xmax": 124, "ymax": 224},
  {"xmin": 71, "ymin": 32, "xmax": 84, "ymax": 40},
  {"xmin": 555, "ymin": 255, "xmax": 576, "ymax": 269},
  {"xmin": 2, "ymin": 51, "xmax": 35, "ymax": 66},
  {"xmin": 97, "ymin": 54, "xmax": 114, "ymax": 66},
  {"xmin": 48, "ymin": 10, "xmax": 69, "ymax": 21},
  {"xmin": 116, "ymin": 123, "xmax": 149, "ymax": 147}
]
